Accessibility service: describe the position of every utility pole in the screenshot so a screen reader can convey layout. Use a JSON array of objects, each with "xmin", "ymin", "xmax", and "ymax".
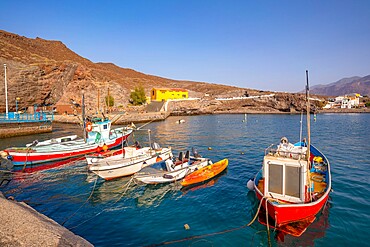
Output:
[
  {"xmin": 97, "ymin": 88, "xmax": 100, "ymax": 114},
  {"xmin": 107, "ymin": 86, "xmax": 110, "ymax": 113}
]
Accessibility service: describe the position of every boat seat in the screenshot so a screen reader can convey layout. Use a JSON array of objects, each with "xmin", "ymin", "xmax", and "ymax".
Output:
[{"xmin": 174, "ymin": 151, "xmax": 188, "ymax": 166}]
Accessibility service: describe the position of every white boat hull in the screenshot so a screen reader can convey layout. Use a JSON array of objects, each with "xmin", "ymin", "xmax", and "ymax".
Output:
[
  {"xmin": 89, "ymin": 148, "xmax": 173, "ymax": 180},
  {"xmin": 135, "ymin": 158, "xmax": 211, "ymax": 184}
]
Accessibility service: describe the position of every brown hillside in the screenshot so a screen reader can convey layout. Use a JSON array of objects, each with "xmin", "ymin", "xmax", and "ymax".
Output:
[{"xmin": 0, "ymin": 30, "xmax": 258, "ymax": 113}]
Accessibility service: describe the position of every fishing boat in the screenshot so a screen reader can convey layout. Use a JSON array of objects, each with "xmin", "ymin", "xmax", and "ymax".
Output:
[
  {"xmin": 88, "ymin": 143, "xmax": 173, "ymax": 180},
  {"xmin": 181, "ymin": 158, "xmax": 228, "ymax": 186},
  {"xmin": 85, "ymin": 148, "xmax": 124, "ymax": 165},
  {"xmin": 3, "ymin": 117, "xmax": 133, "ymax": 166},
  {"xmin": 134, "ymin": 150, "xmax": 212, "ymax": 184},
  {"xmin": 252, "ymin": 71, "xmax": 331, "ymax": 235}
]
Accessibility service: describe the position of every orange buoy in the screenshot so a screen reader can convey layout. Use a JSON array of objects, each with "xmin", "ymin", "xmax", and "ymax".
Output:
[
  {"xmin": 156, "ymin": 156, "xmax": 162, "ymax": 162},
  {"xmin": 102, "ymin": 144, "xmax": 108, "ymax": 152},
  {"xmin": 86, "ymin": 122, "xmax": 93, "ymax": 132}
]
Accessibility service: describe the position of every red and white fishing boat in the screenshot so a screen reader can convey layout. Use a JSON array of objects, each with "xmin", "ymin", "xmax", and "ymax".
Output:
[
  {"xmin": 252, "ymin": 71, "xmax": 331, "ymax": 236},
  {"xmin": 3, "ymin": 118, "xmax": 133, "ymax": 166}
]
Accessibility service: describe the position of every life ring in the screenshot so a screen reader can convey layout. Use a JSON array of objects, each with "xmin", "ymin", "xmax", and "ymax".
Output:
[{"xmin": 86, "ymin": 122, "xmax": 93, "ymax": 132}]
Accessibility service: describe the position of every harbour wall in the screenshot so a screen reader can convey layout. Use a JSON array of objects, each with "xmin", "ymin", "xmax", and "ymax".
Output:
[
  {"xmin": 0, "ymin": 192, "xmax": 92, "ymax": 246},
  {"xmin": 0, "ymin": 122, "xmax": 52, "ymax": 138}
]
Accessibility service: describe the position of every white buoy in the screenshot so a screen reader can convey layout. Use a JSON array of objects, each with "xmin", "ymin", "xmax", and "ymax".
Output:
[{"xmin": 247, "ymin": 178, "xmax": 255, "ymax": 191}]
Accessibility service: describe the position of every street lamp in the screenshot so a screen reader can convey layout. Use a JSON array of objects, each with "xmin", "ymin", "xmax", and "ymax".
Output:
[{"xmin": 16, "ymin": 97, "xmax": 20, "ymax": 112}]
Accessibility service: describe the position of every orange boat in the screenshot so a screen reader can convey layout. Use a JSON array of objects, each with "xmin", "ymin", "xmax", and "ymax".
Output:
[{"xmin": 181, "ymin": 159, "xmax": 228, "ymax": 186}]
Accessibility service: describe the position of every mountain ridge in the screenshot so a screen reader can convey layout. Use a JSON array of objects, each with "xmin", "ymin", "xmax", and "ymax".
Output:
[{"xmin": 305, "ymin": 75, "xmax": 370, "ymax": 96}]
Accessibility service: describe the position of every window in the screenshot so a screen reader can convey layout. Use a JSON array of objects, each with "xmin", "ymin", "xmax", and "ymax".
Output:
[{"xmin": 268, "ymin": 164, "xmax": 283, "ymax": 194}]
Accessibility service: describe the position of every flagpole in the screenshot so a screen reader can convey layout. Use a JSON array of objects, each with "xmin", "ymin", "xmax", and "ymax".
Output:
[{"xmin": 4, "ymin": 64, "xmax": 8, "ymax": 118}]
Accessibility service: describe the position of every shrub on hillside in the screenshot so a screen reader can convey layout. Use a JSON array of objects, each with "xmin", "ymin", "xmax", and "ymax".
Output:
[{"xmin": 130, "ymin": 86, "xmax": 147, "ymax": 105}]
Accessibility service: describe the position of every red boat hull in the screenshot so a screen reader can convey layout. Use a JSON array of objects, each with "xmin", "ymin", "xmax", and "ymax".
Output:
[
  {"xmin": 6, "ymin": 134, "xmax": 130, "ymax": 166},
  {"xmin": 255, "ymin": 188, "xmax": 329, "ymax": 226}
]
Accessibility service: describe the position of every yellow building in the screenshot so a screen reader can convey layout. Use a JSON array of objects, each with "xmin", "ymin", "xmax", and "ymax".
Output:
[{"xmin": 151, "ymin": 88, "xmax": 188, "ymax": 101}]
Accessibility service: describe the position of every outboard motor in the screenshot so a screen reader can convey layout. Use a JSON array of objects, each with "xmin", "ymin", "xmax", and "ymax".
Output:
[
  {"xmin": 151, "ymin": 142, "xmax": 161, "ymax": 150},
  {"xmin": 192, "ymin": 147, "xmax": 202, "ymax": 158}
]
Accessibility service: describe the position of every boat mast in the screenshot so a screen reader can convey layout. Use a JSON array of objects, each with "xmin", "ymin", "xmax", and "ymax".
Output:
[
  {"xmin": 306, "ymin": 70, "xmax": 311, "ymax": 162},
  {"xmin": 82, "ymin": 92, "xmax": 86, "ymax": 143}
]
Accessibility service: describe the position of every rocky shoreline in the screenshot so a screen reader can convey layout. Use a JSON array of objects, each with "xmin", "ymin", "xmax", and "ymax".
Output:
[
  {"xmin": 53, "ymin": 106, "xmax": 370, "ymax": 126},
  {"xmin": 0, "ymin": 192, "xmax": 92, "ymax": 247}
]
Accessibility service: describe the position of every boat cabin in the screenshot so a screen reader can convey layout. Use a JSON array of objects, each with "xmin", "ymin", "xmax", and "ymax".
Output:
[
  {"xmin": 261, "ymin": 142, "xmax": 309, "ymax": 203},
  {"xmin": 87, "ymin": 119, "xmax": 112, "ymax": 144},
  {"xmin": 262, "ymin": 155, "xmax": 308, "ymax": 203}
]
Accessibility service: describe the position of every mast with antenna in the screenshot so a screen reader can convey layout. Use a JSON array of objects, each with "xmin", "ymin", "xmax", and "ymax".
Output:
[{"xmin": 306, "ymin": 70, "xmax": 311, "ymax": 162}]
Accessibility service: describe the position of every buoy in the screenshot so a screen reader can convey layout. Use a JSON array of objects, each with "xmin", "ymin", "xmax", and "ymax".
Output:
[
  {"xmin": 0, "ymin": 151, "xmax": 8, "ymax": 158},
  {"xmin": 96, "ymin": 146, "xmax": 102, "ymax": 152},
  {"xmin": 247, "ymin": 178, "xmax": 255, "ymax": 191},
  {"xmin": 156, "ymin": 156, "xmax": 162, "ymax": 162},
  {"xmin": 208, "ymin": 147, "xmax": 212, "ymax": 150},
  {"xmin": 86, "ymin": 122, "xmax": 93, "ymax": 132},
  {"xmin": 184, "ymin": 224, "xmax": 190, "ymax": 230},
  {"xmin": 240, "ymin": 152, "xmax": 245, "ymax": 155},
  {"xmin": 102, "ymin": 143, "xmax": 108, "ymax": 152}
]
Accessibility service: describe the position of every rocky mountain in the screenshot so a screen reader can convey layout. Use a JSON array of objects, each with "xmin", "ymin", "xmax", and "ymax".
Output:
[
  {"xmin": 0, "ymin": 30, "xmax": 259, "ymax": 113},
  {"xmin": 308, "ymin": 76, "xmax": 370, "ymax": 96},
  {"xmin": 0, "ymin": 30, "xmax": 330, "ymax": 114}
]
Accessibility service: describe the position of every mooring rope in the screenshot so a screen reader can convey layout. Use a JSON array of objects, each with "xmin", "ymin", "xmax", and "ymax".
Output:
[
  {"xmin": 61, "ymin": 173, "xmax": 99, "ymax": 226},
  {"xmin": 68, "ymin": 176, "xmax": 135, "ymax": 230},
  {"xmin": 145, "ymin": 197, "xmax": 265, "ymax": 247},
  {"xmin": 21, "ymin": 148, "xmax": 31, "ymax": 172}
]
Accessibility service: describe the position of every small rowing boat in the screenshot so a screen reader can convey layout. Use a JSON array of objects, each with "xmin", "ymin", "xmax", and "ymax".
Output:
[{"xmin": 181, "ymin": 158, "xmax": 228, "ymax": 186}]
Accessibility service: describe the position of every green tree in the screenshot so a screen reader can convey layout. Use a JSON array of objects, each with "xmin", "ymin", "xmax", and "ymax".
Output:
[
  {"xmin": 105, "ymin": 95, "xmax": 114, "ymax": 107},
  {"xmin": 130, "ymin": 86, "xmax": 147, "ymax": 105}
]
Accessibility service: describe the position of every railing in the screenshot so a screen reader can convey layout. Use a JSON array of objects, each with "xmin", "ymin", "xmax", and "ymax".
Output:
[
  {"xmin": 0, "ymin": 112, "xmax": 54, "ymax": 123},
  {"xmin": 265, "ymin": 144, "xmax": 308, "ymax": 160}
]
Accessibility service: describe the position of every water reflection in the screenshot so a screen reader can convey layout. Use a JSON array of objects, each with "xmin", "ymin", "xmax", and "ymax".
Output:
[
  {"xmin": 276, "ymin": 201, "xmax": 331, "ymax": 246},
  {"xmin": 181, "ymin": 169, "xmax": 228, "ymax": 194}
]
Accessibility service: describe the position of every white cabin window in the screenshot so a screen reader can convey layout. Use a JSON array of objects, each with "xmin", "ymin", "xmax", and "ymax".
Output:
[{"xmin": 268, "ymin": 164, "xmax": 283, "ymax": 194}]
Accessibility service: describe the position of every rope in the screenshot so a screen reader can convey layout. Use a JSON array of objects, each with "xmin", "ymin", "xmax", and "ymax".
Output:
[
  {"xmin": 68, "ymin": 176, "xmax": 135, "ymax": 230},
  {"xmin": 265, "ymin": 198, "xmax": 272, "ymax": 247},
  {"xmin": 61, "ymin": 173, "xmax": 99, "ymax": 226},
  {"xmin": 145, "ymin": 196, "xmax": 265, "ymax": 247},
  {"xmin": 21, "ymin": 148, "xmax": 31, "ymax": 172}
]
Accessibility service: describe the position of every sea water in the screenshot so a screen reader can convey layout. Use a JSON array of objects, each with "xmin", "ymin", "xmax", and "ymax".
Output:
[{"xmin": 1, "ymin": 114, "xmax": 369, "ymax": 246}]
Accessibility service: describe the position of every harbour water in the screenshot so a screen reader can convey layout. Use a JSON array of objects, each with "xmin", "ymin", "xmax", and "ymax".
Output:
[{"xmin": 1, "ymin": 114, "xmax": 369, "ymax": 246}]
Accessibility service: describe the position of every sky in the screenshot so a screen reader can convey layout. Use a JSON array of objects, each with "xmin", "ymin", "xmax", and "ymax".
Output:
[{"xmin": 1, "ymin": 0, "xmax": 370, "ymax": 92}]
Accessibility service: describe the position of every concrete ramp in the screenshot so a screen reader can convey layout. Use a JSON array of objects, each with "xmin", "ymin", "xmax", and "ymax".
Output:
[{"xmin": 145, "ymin": 101, "xmax": 165, "ymax": 112}]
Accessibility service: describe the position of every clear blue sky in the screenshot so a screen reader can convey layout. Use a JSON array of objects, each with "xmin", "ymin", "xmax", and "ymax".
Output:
[{"xmin": 1, "ymin": 0, "xmax": 370, "ymax": 92}]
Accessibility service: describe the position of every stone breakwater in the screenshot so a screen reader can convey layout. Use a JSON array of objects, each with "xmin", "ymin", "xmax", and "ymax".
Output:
[{"xmin": 0, "ymin": 193, "xmax": 92, "ymax": 246}]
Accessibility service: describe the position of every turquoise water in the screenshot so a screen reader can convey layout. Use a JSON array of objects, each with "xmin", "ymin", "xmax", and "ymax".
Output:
[{"xmin": 1, "ymin": 114, "xmax": 369, "ymax": 246}]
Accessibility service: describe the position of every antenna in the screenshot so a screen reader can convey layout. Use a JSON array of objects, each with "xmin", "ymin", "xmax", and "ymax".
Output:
[
  {"xmin": 299, "ymin": 111, "xmax": 303, "ymax": 144},
  {"xmin": 306, "ymin": 70, "xmax": 311, "ymax": 162}
]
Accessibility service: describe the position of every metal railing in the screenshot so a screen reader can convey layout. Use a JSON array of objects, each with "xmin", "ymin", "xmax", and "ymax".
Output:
[
  {"xmin": 0, "ymin": 112, "xmax": 54, "ymax": 123},
  {"xmin": 265, "ymin": 144, "xmax": 307, "ymax": 160}
]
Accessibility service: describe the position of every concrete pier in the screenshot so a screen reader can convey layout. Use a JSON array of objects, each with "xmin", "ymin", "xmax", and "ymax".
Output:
[
  {"xmin": 0, "ymin": 122, "xmax": 52, "ymax": 138},
  {"xmin": 0, "ymin": 193, "xmax": 92, "ymax": 246}
]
